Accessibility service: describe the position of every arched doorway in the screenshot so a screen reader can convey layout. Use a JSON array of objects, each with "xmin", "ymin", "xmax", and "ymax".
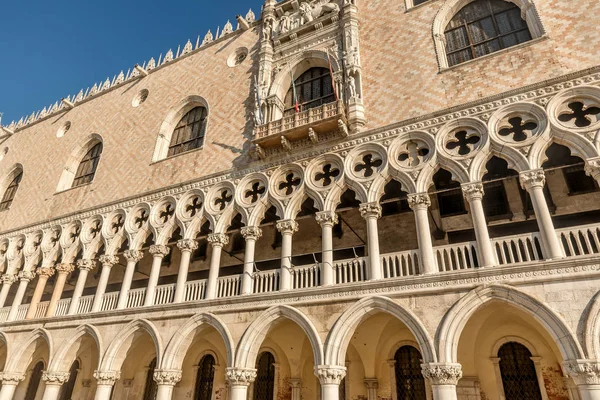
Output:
[
  {"xmin": 194, "ymin": 354, "xmax": 215, "ymax": 400},
  {"xmin": 253, "ymin": 352, "xmax": 275, "ymax": 400},
  {"xmin": 394, "ymin": 346, "xmax": 426, "ymax": 400}
]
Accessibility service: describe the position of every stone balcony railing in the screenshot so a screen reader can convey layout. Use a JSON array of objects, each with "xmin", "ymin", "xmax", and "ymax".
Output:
[
  {"xmin": 253, "ymin": 100, "xmax": 345, "ymax": 148},
  {"xmin": 0, "ymin": 222, "xmax": 599, "ymax": 324}
]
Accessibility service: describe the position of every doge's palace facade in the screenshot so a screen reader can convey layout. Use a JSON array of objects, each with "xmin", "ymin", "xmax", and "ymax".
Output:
[{"xmin": 1, "ymin": 0, "xmax": 600, "ymax": 399}]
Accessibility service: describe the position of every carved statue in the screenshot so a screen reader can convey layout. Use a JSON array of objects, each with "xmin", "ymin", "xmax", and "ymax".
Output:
[
  {"xmin": 347, "ymin": 75, "xmax": 357, "ymax": 99},
  {"xmin": 279, "ymin": 12, "xmax": 292, "ymax": 34},
  {"xmin": 300, "ymin": 1, "xmax": 340, "ymax": 24}
]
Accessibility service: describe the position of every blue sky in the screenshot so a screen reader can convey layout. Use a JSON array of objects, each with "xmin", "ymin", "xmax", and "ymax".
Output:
[{"xmin": 0, "ymin": 0, "xmax": 263, "ymax": 125}]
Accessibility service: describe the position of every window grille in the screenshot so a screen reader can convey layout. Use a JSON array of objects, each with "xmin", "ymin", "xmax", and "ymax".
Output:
[
  {"xmin": 142, "ymin": 358, "xmax": 158, "ymax": 400},
  {"xmin": 253, "ymin": 352, "xmax": 275, "ymax": 400},
  {"xmin": 168, "ymin": 106, "xmax": 208, "ymax": 157},
  {"xmin": 73, "ymin": 142, "xmax": 103, "ymax": 188},
  {"xmin": 58, "ymin": 360, "xmax": 80, "ymax": 400},
  {"xmin": 444, "ymin": 0, "xmax": 532, "ymax": 66},
  {"xmin": 25, "ymin": 361, "xmax": 45, "ymax": 400},
  {"xmin": 284, "ymin": 67, "xmax": 336, "ymax": 116},
  {"xmin": 0, "ymin": 171, "xmax": 22, "ymax": 211},
  {"xmin": 498, "ymin": 342, "xmax": 542, "ymax": 400},
  {"xmin": 194, "ymin": 355, "xmax": 215, "ymax": 400},
  {"xmin": 394, "ymin": 346, "xmax": 427, "ymax": 400}
]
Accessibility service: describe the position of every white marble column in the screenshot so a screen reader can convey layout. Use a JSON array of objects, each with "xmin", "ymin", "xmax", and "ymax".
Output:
[
  {"xmin": 226, "ymin": 368, "xmax": 257, "ymax": 400},
  {"xmin": 7, "ymin": 270, "xmax": 35, "ymax": 321},
  {"xmin": 564, "ymin": 360, "xmax": 600, "ymax": 400},
  {"xmin": 206, "ymin": 233, "xmax": 229, "ymax": 300},
  {"xmin": 461, "ymin": 183, "xmax": 497, "ymax": 268},
  {"xmin": 25, "ymin": 266, "xmax": 54, "ymax": 319},
  {"xmin": 408, "ymin": 193, "xmax": 438, "ymax": 275},
  {"xmin": 289, "ymin": 378, "xmax": 302, "ymax": 400},
  {"xmin": 364, "ymin": 378, "xmax": 378, "ymax": 400},
  {"xmin": 316, "ymin": 211, "xmax": 338, "ymax": 286},
  {"xmin": 117, "ymin": 250, "xmax": 144, "ymax": 310},
  {"xmin": 520, "ymin": 170, "xmax": 564, "ymax": 259},
  {"xmin": 41, "ymin": 371, "xmax": 70, "ymax": 400},
  {"xmin": 46, "ymin": 263, "xmax": 75, "ymax": 317},
  {"xmin": 276, "ymin": 220, "xmax": 299, "ymax": 291},
  {"xmin": 174, "ymin": 239, "xmax": 197, "ymax": 303},
  {"xmin": 0, "ymin": 372, "xmax": 25, "ymax": 400},
  {"xmin": 359, "ymin": 203, "xmax": 383, "ymax": 281},
  {"xmin": 144, "ymin": 245, "xmax": 170, "ymax": 307},
  {"xmin": 67, "ymin": 259, "xmax": 96, "ymax": 315},
  {"xmin": 154, "ymin": 370, "xmax": 182, "ymax": 400},
  {"xmin": 421, "ymin": 363, "xmax": 462, "ymax": 400},
  {"xmin": 0, "ymin": 274, "xmax": 16, "ymax": 308},
  {"xmin": 91, "ymin": 255, "xmax": 119, "ymax": 312},
  {"xmin": 241, "ymin": 227, "xmax": 262, "ymax": 295},
  {"xmin": 93, "ymin": 370, "xmax": 120, "ymax": 400},
  {"xmin": 315, "ymin": 366, "xmax": 346, "ymax": 400}
]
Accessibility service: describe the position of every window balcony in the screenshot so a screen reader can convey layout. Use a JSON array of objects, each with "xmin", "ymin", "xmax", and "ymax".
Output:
[{"xmin": 253, "ymin": 100, "xmax": 345, "ymax": 148}]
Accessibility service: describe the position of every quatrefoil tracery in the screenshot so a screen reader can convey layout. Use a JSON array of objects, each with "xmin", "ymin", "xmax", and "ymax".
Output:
[
  {"xmin": 245, "ymin": 182, "xmax": 266, "ymax": 203},
  {"xmin": 185, "ymin": 196, "xmax": 203, "ymax": 217},
  {"xmin": 315, "ymin": 164, "xmax": 340, "ymax": 187},
  {"xmin": 498, "ymin": 116, "xmax": 538, "ymax": 142},
  {"xmin": 278, "ymin": 173, "xmax": 301, "ymax": 196},
  {"xmin": 159, "ymin": 203, "xmax": 175, "ymax": 224},
  {"xmin": 445, "ymin": 130, "xmax": 481, "ymax": 156},
  {"xmin": 354, "ymin": 154, "xmax": 383, "ymax": 178},
  {"xmin": 558, "ymin": 101, "xmax": 600, "ymax": 128},
  {"xmin": 135, "ymin": 209, "xmax": 149, "ymax": 229},
  {"xmin": 214, "ymin": 190, "xmax": 233, "ymax": 211},
  {"xmin": 89, "ymin": 220, "xmax": 102, "ymax": 239},
  {"xmin": 397, "ymin": 141, "xmax": 430, "ymax": 168},
  {"xmin": 111, "ymin": 215, "xmax": 125, "ymax": 234}
]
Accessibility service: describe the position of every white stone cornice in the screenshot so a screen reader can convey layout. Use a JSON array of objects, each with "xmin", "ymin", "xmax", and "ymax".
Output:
[{"xmin": 421, "ymin": 363, "xmax": 463, "ymax": 385}]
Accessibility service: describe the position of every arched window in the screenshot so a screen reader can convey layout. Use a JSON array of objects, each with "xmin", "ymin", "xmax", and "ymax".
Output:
[
  {"xmin": 73, "ymin": 142, "xmax": 103, "ymax": 188},
  {"xmin": 58, "ymin": 360, "xmax": 80, "ymax": 400},
  {"xmin": 482, "ymin": 157, "xmax": 516, "ymax": 219},
  {"xmin": 498, "ymin": 342, "xmax": 542, "ymax": 400},
  {"xmin": 194, "ymin": 354, "xmax": 215, "ymax": 400},
  {"xmin": 0, "ymin": 170, "xmax": 22, "ymax": 211},
  {"xmin": 253, "ymin": 352, "xmax": 275, "ymax": 400},
  {"xmin": 24, "ymin": 361, "xmax": 45, "ymax": 400},
  {"xmin": 142, "ymin": 357, "xmax": 158, "ymax": 400},
  {"xmin": 284, "ymin": 67, "xmax": 335, "ymax": 116},
  {"xmin": 394, "ymin": 346, "xmax": 427, "ymax": 400},
  {"xmin": 433, "ymin": 169, "xmax": 466, "ymax": 217},
  {"xmin": 543, "ymin": 143, "xmax": 598, "ymax": 195},
  {"xmin": 168, "ymin": 106, "xmax": 208, "ymax": 157},
  {"xmin": 444, "ymin": 0, "xmax": 532, "ymax": 66}
]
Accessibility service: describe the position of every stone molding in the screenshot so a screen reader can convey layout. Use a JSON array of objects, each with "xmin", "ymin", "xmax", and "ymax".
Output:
[
  {"xmin": 37, "ymin": 266, "xmax": 55, "ymax": 278},
  {"xmin": 0, "ymin": 372, "xmax": 25, "ymax": 385},
  {"xmin": 421, "ymin": 363, "xmax": 463, "ymax": 385},
  {"xmin": 55, "ymin": 263, "xmax": 75, "ymax": 275},
  {"xmin": 407, "ymin": 193, "xmax": 431, "ymax": 210},
  {"xmin": 226, "ymin": 368, "xmax": 257, "ymax": 386},
  {"xmin": 585, "ymin": 158, "xmax": 600, "ymax": 182},
  {"xmin": 17, "ymin": 270, "xmax": 36, "ymax": 281},
  {"xmin": 153, "ymin": 369, "xmax": 182, "ymax": 386},
  {"xmin": 240, "ymin": 226, "xmax": 263, "ymax": 241},
  {"xmin": 276, "ymin": 220, "xmax": 299, "ymax": 234},
  {"xmin": 42, "ymin": 371, "xmax": 70, "ymax": 385},
  {"xmin": 0, "ymin": 274, "xmax": 16, "ymax": 285},
  {"xmin": 461, "ymin": 182, "xmax": 485, "ymax": 202},
  {"xmin": 93, "ymin": 370, "xmax": 121, "ymax": 386},
  {"xmin": 99, "ymin": 255, "xmax": 119, "ymax": 268},
  {"xmin": 359, "ymin": 202, "xmax": 382, "ymax": 219},
  {"xmin": 77, "ymin": 259, "xmax": 96, "ymax": 272},
  {"xmin": 207, "ymin": 233, "xmax": 230, "ymax": 247},
  {"xmin": 177, "ymin": 239, "xmax": 198, "ymax": 253},
  {"xmin": 123, "ymin": 250, "xmax": 144, "ymax": 263},
  {"xmin": 520, "ymin": 169, "xmax": 546, "ymax": 190},
  {"xmin": 563, "ymin": 360, "xmax": 600, "ymax": 385},
  {"xmin": 149, "ymin": 245, "xmax": 170, "ymax": 258},
  {"xmin": 315, "ymin": 365, "xmax": 346, "ymax": 385},
  {"xmin": 315, "ymin": 211, "xmax": 339, "ymax": 227}
]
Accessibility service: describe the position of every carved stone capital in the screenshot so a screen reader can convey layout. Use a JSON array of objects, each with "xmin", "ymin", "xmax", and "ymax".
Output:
[
  {"xmin": 276, "ymin": 219, "xmax": 299, "ymax": 234},
  {"xmin": 18, "ymin": 270, "xmax": 36, "ymax": 282},
  {"xmin": 207, "ymin": 233, "xmax": 230, "ymax": 247},
  {"xmin": 421, "ymin": 363, "xmax": 463, "ymax": 385},
  {"xmin": 241, "ymin": 226, "xmax": 263, "ymax": 241},
  {"xmin": 407, "ymin": 193, "xmax": 431, "ymax": 210},
  {"xmin": 563, "ymin": 360, "xmax": 600, "ymax": 385},
  {"xmin": 153, "ymin": 369, "xmax": 182, "ymax": 386},
  {"xmin": 316, "ymin": 211, "xmax": 339, "ymax": 227},
  {"xmin": 149, "ymin": 245, "xmax": 170, "ymax": 258},
  {"xmin": 359, "ymin": 203, "xmax": 382, "ymax": 219},
  {"xmin": 124, "ymin": 250, "xmax": 144, "ymax": 263},
  {"xmin": 177, "ymin": 239, "xmax": 198, "ymax": 253},
  {"xmin": 99, "ymin": 255, "xmax": 119, "ymax": 268},
  {"xmin": 314, "ymin": 366, "xmax": 346, "ymax": 385},
  {"xmin": 36, "ymin": 266, "xmax": 55, "ymax": 278},
  {"xmin": 0, "ymin": 274, "xmax": 16, "ymax": 285},
  {"xmin": 364, "ymin": 378, "xmax": 379, "ymax": 389},
  {"xmin": 93, "ymin": 370, "xmax": 121, "ymax": 386},
  {"xmin": 0, "ymin": 372, "xmax": 25, "ymax": 385},
  {"xmin": 42, "ymin": 371, "xmax": 70, "ymax": 385},
  {"xmin": 226, "ymin": 367, "xmax": 257, "ymax": 386},
  {"xmin": 289, "ymin": 378, "xmax": 302, "ymax": 389},
  {"xmin": 55, "ymin": 263, "xmax": 75, "ymax": 275},
  {"xmin": 77, "ymin": 259, "xmax": 96, "ymax": 272},
  {"xmin": 520, "ymin": 169, "xmax": 546, "ymax": 190},
  {"xmin": 585, "ymin": 158, "xmax": 600, "ymax": 182},
  {"xmin": 461, "ymin": 182, "xmax": 484, "ymax": 202}
]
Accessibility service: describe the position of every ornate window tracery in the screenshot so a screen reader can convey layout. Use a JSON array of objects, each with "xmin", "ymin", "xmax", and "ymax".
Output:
[
  {"xmin": 498, "ymin": 342, "xmax": 542, "ymax": 400},
  {"xmin": 444, "ymin": 0, "xmax": 532, "ymax": 66},
  {"xmin": 253, "ymin": 352, "xmax": 275, "ymax": 400},
  {"xmin": 394, "ymin": 346, "xmax": 426, "ymax": 400},
  {"xmin": 194, "ymin": 354, "xmax": 215, "ymax": 400},
  {"xmin": 73, "ymin": 142, "xmax": 103, "ymax": 188},
  {"xmin": 168, "ymin": 106, "xmax": 208, "ymax": 157},
  {"xmin": 284, "ymin": 67, "xmax": 335, "ymax": 116},
  {"xmin": 0, "ymin": 170, "xmax": 22, "ymax": 211}
]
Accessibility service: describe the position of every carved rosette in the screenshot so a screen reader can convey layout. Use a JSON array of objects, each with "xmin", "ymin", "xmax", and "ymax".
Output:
[
  {"xmin": 461, "ymin": 183, "xmax": 485, "ymax": 202},
  {"xmin": 359, "ymin": 203, "xmax": 382, "ymax": 220},
  {"xmin": 421, "ymin": 363, "xmax": 463, "ymax": 385},
  {"xmin": 207, "ymin": 233, "xmax": 230, "ymax": 247},
  {"xmin": 226, "ymin": 367, "xmax": 257, "ymax": 386},
  {"xmin": 124, "ymin": 250, "xmax": 144, "ymax": 263},
  {"xmin": 520, "ymin": 169, "xmax": 546, "ymax": 190},
  {"xmin": 177, "ymin": 239, "xmax": 199, "ymax": 253},
  {"xmin": 99, "ymin": 255, "xmax": 119, "ymax": 268},
  {"xmin": 153, "ymin": 369, "xmax": 182, "ymax": 386},
  {"xmin": 55, "ymin": 263, "xmax": 75, "ymax": 275},
  {"xmin": 276, "ymin": 220, "xmax": 299, "ymax": 235},
  {"xmin": 93, "ymin": 370, "xmax": 121, "ymax": 386},
  {"xmin": 563, "ymin": 360, "xmax": 600, "ymax": 385},
  {"xmin": 314, "ymin": 366, "xmax": 346, "ymax": 385},
  {"xmin": 407, "ymin": 193, "xmax": 431, "ymax": 211},
  {"xmin": 585, "ymin": 158, "xmax": 600, "ymax": 183},
  {"xmin": 37, "ymin": 266, "xmax": 55, "ymax": 278},
  {"xmin": 241, "ymin": 226, "xmax": 263, "ymax": 241},
  {"xmin": 149, "ymin": 245, "xmax": 170, "ymax": 258},
  {"xmin": 0, "ymin": 274, "xmax": 16, "ymax": 285},
  {"xmin": 316, "ymin": 211, "xmax": 339, "ymax": 227},
  {"xmin": 18, "ymin": 270, "xmax": 36, "ymax": 282},
  {"xmin": 77, "ymin": 259, "xmax": 96, "ymax": 272},
  {"xmin": 42, "ymin": 371, "xmax": 70, "ymax": 385},
  {"xmin": 0, "ymin": 372, "xmax": 25, "ymax": 385}
]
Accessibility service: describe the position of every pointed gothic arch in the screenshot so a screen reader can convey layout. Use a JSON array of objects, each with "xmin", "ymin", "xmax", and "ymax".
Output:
[
  {"xmin": 56, "ymin": 134, "xmax": 104, "ymax": 192},
  {"xmin": 0, "ymin": 163, "xmax": 23, "ymax": 212}
]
